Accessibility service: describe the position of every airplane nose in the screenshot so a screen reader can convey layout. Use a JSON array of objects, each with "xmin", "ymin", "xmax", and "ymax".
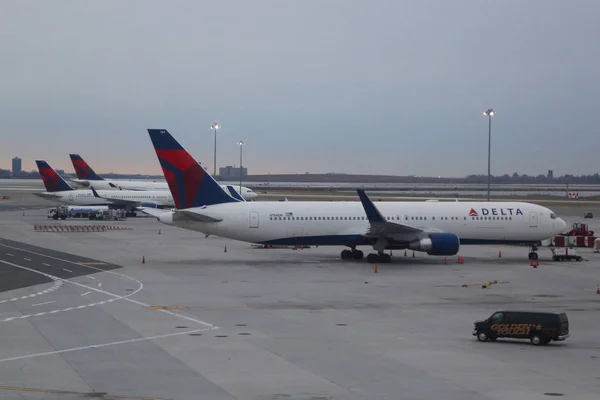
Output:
[{"xmin": 557, "ymin": 218, "xmax": 568, "ymax": 233}]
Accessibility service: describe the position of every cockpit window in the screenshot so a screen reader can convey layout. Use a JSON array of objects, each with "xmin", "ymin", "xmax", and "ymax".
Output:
[{"xmin": 550, "ymin": 213, "xmax": 557, "ymax": 219}]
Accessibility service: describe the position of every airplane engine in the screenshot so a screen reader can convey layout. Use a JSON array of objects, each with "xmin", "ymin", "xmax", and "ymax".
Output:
[{"xmin": 409, "ymin": 233, "xmax": 460, "ymax": 256}]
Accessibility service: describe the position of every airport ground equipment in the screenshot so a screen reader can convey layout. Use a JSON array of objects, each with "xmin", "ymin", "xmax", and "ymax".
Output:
[{"xmin": 550, "ymin": 247, "xmax": 583, "ymax": 262}]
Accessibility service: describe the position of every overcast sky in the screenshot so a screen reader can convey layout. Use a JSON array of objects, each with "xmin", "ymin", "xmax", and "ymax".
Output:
[{"xmin": 1, "ymin": 0, "xmax": 598, "ymax": 177}]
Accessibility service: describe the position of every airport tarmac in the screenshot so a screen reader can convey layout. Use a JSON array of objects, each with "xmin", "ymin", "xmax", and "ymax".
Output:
[{"xmin": 1, "ymin": 201, "xmax": 600, "ymax": 400}]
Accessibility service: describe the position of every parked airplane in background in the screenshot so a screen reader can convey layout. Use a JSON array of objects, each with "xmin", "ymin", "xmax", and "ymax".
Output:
[
  {"xmin": 33, "ymin": 161, "xmax": 175, "ymax": 214},
  {"xmin": 141, "ymin": 129, "xmax": 568, "ymax": 263},
  {"xmin": 68, "ymin": 154, "xmax": 258, "ymax": 201}
]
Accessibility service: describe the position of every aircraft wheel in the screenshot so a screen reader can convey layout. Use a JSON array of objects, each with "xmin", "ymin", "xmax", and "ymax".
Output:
[
  {"xmin": 352, "ymin": 250, "xmax": 364, "ymax": 260},
  {"xmin": 380, "ymin": 253, "xmax": 391, "ymax": 263},
  {"xmin": 341, "ymin": 249, "xmax": 353, "ymax": 260},
  {"xmin": 367, "ymin": 253, "xmax": 380, "ymax": 263},
  {"xmin": 528, "ymin": 252, "xmax": 538, "ymax": 260}
]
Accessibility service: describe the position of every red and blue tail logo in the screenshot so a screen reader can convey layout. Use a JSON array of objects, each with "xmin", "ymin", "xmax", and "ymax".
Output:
[
  {"xmin": 36, "ymin": 160, "xmax": 74, "ymax": 192},
  {"xmin": 69, "ymin": 154, "xmax": 104, "ymax": 181},
  {"xmin": 469, "ymin": 208, "xmax": 478, "ymax": 217},
  {"xmin": 147, "ymin": 129, "xmax": 240, "ymax": 209}
]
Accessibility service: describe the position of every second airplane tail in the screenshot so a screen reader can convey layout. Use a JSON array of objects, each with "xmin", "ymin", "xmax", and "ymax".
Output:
[
  {"xmin": 36, "ymin": 160, "xmax": 75, "ymax": 192},
  {"xmin": 69, "ymin": 154, "xmax": 104, "ymax": 181},
  {"xmin": 147, "ymin": 129, "xmax": 241, "ymax": 209}
]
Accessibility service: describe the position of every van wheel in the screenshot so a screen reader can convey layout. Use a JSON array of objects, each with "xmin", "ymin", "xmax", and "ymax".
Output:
[
  {"xmin": 476, "ymin": 331, "xmax": 489, "ymax": 342},
  {"xmin": 530, "ymin": 334, "xmax": 545, "ymax": 346}
]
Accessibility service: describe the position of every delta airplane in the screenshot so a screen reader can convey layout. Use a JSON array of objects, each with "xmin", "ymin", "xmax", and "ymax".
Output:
[
  {"xmin": 139, "ymin": 129, "xmax": 568, "ymax": 264},
  {"xmin": 69, "ymin": 154, "xmax": 258, "ymax": 201},
  {"xmin": 33, "ymin": 161, "xmax": 175, "ymax": 213}
]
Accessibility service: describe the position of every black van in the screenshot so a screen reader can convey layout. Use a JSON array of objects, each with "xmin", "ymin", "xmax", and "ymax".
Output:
[{"xmin": 473, "ymin": 310, "xmax": 569, "ymax": 345}]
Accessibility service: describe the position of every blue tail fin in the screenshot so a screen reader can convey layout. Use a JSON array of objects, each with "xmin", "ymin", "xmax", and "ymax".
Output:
[
  {"xmin": 36, "ymin": 161, "xmax": 75, "ymax": 192},
  {"xmin": 147, "ymin": 129, "xmax": 241, "ymax": 209},
  {"xmin": 69, "ymin": 154, "xmax": 104, "ymax": 181},
  {"xmin": 226, "ymin": 185, "xmax": 246, "ymax": 202}
]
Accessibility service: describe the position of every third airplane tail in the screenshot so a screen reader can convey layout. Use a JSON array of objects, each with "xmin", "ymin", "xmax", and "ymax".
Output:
[{"xmin": 147, "ymin": 129, "xmax": 241, "ymax": 209}]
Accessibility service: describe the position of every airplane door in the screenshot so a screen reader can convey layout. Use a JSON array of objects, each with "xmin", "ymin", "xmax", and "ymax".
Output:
[
  {"xmin": 249, "ymin": 211, "xmax": 259, "ymax": 228},
  {"xmin": 529, "ymin": 211, "xmax": 538, "ymax": 227},
  {"xmin": 69, "ymin": 193, "xmax": 74, "ymax": 202}
]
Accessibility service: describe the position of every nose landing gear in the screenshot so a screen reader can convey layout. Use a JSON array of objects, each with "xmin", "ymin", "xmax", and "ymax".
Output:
[{"xmin": 528, "ymin": 244, "xmax": 539, "ymax": 261}]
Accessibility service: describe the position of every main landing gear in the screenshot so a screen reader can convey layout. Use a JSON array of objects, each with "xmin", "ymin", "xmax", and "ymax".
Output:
[
  {"xmin": 340, "ymin": 248, "xmax": 364, "ymax": 260},
  {"xmin": 366, "ymin": 252, "xmax": 391, "ymax": 263},
  {"xmin": 528, "ymin": 244, "xmax": 539, "ymax": 261}
]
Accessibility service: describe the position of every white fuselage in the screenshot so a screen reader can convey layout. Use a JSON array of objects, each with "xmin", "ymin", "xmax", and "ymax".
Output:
[
  {"xmin": 153, "ymin": 200, "xmax": 568, "ymax": 247},
  {"xmin": 70, "ymin": 179, "xmax": 258, "ymax": 200},
  {"xmin": 34, "ymin": 189, "xmax": 174, "ymax": 208}
]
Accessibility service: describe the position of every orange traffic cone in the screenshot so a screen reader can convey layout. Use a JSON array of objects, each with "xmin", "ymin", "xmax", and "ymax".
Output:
[
  {"xmin": 374, "ymin": 264, "xmax": 378, "ymax": 273},
  {"xmin": 224, "ymin": 246, "xmax": 228, "ymax": 253},
  {"xmin": 444, "ymin": 257, "xmax": 447, "ymax": 265},
  {"xmin": 158, "ymin": 229, "xmax": 161, "ymax": 235},
  {"xmin": 498, "ymin": 250, "xmax": 502, "ymax": 258},
  {"xmin": 596, "ymin": 285, "xmax": 599, "ymax": 295},
  {"xmin": 530, "ymin": 259, "xmax": 534, "ymax": 267},
  {"xmin": 142, "ymin": 256, "xmax": 145, "ymax": 264}
]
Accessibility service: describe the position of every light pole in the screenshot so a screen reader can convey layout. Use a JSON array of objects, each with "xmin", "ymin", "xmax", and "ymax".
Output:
[
  {"xmin": 238, "ymin": 141, "xmax": 245, "ymax": 195},
  {"xmin": 483, "ymin": 109, "xmax": 495, "ymax": 201},
  {"xmin": 210, "ymin": 122, "xmax": 220, "ymax": 176}
]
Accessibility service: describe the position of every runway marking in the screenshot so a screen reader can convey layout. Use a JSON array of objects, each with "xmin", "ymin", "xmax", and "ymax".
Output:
[
  {"xmin": 32, "ymin": 301, "xmax": 55, "ymax": 307},
  {"xmin": 42, "ymin": 263, "xmax": 51, "ymax": 267},
  {"xmin": 98, "ymin": 282, "xmax": 102, "ymax": 287},
  {"xmin": 0, "ymin": 384, "xmax": 169, "ymax": 400},
  {"xmin": 62, "ymin": 268, "xmax": 72, "ymax": 273},
  {"xmin": 23, "ymin": 258, "xmax": 31, "ymax": 261},
  {"xmin": 0, "ymin": 279, "xmax": 63, "ymax": 304},
  {"xmin": 0, "ymin": 328, "xmax": 210, "ymax": 365},
  {"xmin": 6, "ymin": 253, "xmax": 13, "ymax": 257},
  {"xmin": 77, "ymin": 262, "xmax": 107, "ymax": 265},
  {"xmin": 0, "ymin": 246, "xmax": 218, "ymax": 329},
  {"xmin": 88, "ymin": 276, "xmax": 96, "ymax": 280},
  {"xmin": 147, "ymin": 305, "xmax": 189, "ymax": 310},
  {"xmin": 81, "ymin": 291, "xmax": 91, "ymax": 296}
]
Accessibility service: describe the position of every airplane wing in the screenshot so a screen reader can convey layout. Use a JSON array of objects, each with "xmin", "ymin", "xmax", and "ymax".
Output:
[
  {"xmin": 357, "ymin": 189, "xmax": 425, "ymax": 240},
  {"xmin": 90, "ymin": 186, "xmax": 159, "ymax": 208}
]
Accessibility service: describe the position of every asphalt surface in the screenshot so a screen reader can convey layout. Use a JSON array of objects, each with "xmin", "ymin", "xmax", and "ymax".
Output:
[{"xmin": 0, "ymin": 238, "xmax": 122, "ymax": 293}]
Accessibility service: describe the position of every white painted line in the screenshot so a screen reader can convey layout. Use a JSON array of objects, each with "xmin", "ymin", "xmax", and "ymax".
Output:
[
  {"xmin": 49, "ymin": 310, "xmax": 60, "ymax": 314},
  {"xmin": 10, "ymin": 298, "xmax": 17, "ymax": 302},
  {"xmin": 81, "ymin": 292, "xmax": 91, "ymax": 296},
  {"xmin": 88, "ymin": 276, "xmax": 96, "ymax": 280},
  {"xmin": 97, "ymin": 282, "xmax": 102, "ymax": 287},
  {"xmin": 32, "ymin": 301, "xmax": 55, "ymax": 307},
  {"xmin": 63, "ymin": 268, "xmax": 72, "ymax": 273},
  {"xmin": 33, "ymin": 312, "xmax": 46, "ymax": 317},
  {"xmin": 0, "ymin": 328, "xmax": 210, "ymax": 363},
  {"xmin": 63, "ymin": 307, "xmax": 74, "ymax": 311},
  {"xmin": 76, "ymin": 305, "xmax": 87, "ymax": 309},
  {"xmin": 23, "ymin": 258, "xmax": 31, "ymax": 261},
  {"xmin": 0, "ymin": 245, "xmax": 217, "ymax": 329},
  {"xmin": 42, "ymin": 263, "xmax": 51, "ymax": 267},
  {"xmin": 6, "ymin": 253, "xmax": 14, "ymax": 257}
]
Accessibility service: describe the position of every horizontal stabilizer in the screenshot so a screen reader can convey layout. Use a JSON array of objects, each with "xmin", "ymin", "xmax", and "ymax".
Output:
[{"xmin": 174, "ymin": 210, "xmax": 222, "ymax": 223}]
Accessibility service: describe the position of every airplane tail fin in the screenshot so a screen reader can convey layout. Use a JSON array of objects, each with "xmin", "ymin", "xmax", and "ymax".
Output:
[
  {"xmin": 225, "ymin": 185, "xmax": 247, "ymax": 202},
  {"xmin": 147, "ymin": 129, "xmax": 241, "ymax": 209},
  {"xmin": 69, "ymin": 154, "xmax": 104, "ymax": 181},
  {"xmin": 35, "ymin": 160, "xmax": 75, "ymax": 192}
]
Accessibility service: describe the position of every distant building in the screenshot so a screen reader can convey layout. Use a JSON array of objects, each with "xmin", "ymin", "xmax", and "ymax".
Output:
[
  {"xmin": 547, "ymin": 169, "xmax": 554, "ymax": 179},
  {"xmin": 219, "ymin": 166, "xmax": 248, "ymax": 177},
  {"xmin": 12, "ymin": 157, "xmax": 22, "ymax": 177}
]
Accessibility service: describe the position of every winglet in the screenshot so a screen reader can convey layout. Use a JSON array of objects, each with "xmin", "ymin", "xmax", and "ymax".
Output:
[
  {"xmin": 226, "ymin": 185, "xmax": 246, "ymax": 202},
  {"xmin": 147, "ymin": 129, "xmax": 241, "ymax": 209},
  {"xmin": 357, "ymin": 189, "xmax": 386, "ymax": 223},
  {"xmin": 69, "ymin": 154, "xmax": 104, "ymax": 181},
  {"xmin": 35, "ymin": 160, "xmax": 75, "ymax": 192},
  {"xmin": 90, "ymin": 186, "xmax": 101, "ymax": 198}
]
